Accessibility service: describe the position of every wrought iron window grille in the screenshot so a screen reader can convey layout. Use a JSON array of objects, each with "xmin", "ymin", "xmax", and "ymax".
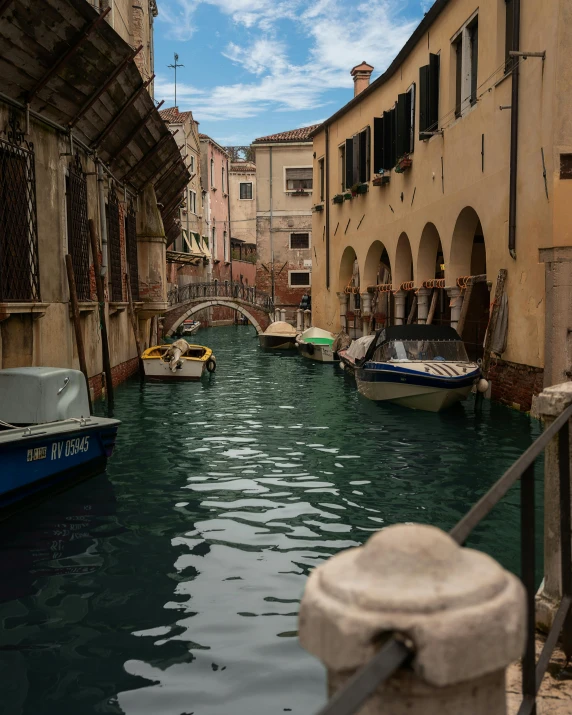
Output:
[
  {"xmin": 66, "ymin": 153, "xmax": 91, "ymax": 301},
  {"xmin": 107, "ymin": 185, "xmax": 123, "ymax": 302},
  {"xmin": 125, "ymin": 201, "xmax": 139, "ymax": 301},
  {"xmin": 0, "ymin": 112, "xmax": 40, "ymax": 302}
]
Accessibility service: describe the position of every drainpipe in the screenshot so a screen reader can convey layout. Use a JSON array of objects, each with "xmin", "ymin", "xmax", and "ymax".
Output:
[
  {"xmin": 325, "ymin": 126, "xmax": 330, "ymax": 289},
  {"xmin": 97, "ymin": 161, "xmax": 108, "ymax": 277},
  {"xmin": 508, "ymin": 0, "xmax": 521, "ymax": 260},
  {"xmin": 269, "ymin": 146, "xmax": 275, "ymax": 304}
]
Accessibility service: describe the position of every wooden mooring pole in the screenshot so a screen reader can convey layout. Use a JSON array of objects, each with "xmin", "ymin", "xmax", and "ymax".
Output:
[
  {"xmin": 426, "ymin": 289, "xmax": 438, "ymax": 325},
  {"xmin": 88, "ymin": 218, "xmax": 114, "ymax": 410},
  {"xmin": 125, "ymin": 272, "xmax": 144, "ymax": 377},
  {"xmin": 65, "ymin": 254, "xmax": 93, "ymax": 415}
]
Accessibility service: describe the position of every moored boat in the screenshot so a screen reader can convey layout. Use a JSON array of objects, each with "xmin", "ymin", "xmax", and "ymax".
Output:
[
  {"xmin": 338, "ymin": 334, "xmax": 375, "ymax": 376},
  {"xmin": 296, "ymin": 327, "xmax": 336, "ymax": 363},
  {"xmin": 258, "ymin": 321, "xmax": 298, "ymax": 350},
  {"xmin": 354, "ymin": 325, "xmax": 482, "ymax": 412},
  {"xmin": 142, "ymin": 340, "xmax": 216, "ymax": 381},
  {"xmin": 0, "ymin": 368, "xmax": 120, "ymax": 511},
  {"xmin": 181, "ymin": 319, "xmax": 201, "ymax": 336}
]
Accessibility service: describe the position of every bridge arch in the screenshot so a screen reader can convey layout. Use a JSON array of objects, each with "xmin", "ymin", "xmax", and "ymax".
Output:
[{"xmin": 164, "ymin": 299, "xmax": 268, "ymax": 336}]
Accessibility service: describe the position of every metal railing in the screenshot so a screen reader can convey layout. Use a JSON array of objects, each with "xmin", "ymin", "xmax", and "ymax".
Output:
[
  {"xmin": 316, "ymin": 403, "xmax": 572, "ymax": 715},
  {"xmin": 167, "ymin": 281, "xmax": 274, "ymax": 313}
]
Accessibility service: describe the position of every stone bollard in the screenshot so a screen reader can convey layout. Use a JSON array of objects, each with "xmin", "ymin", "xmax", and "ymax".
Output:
[
  {"xmin": 535, "ymin": 382, "xmax": 572, "ymax": 631},
  {"xmin": 280, "ymin": 309, "xmax": 287, "ymax": 322},
  {"xmin": 304, "ymin": 309, "xmax": 312, "ymax": 329},
  {"xmin": 296, "ymin": 309, "xmax": 304, "ymax": 332},
  {"xmin": 299, "ymin": 524, "xmax": 525, "ymax": 715}
]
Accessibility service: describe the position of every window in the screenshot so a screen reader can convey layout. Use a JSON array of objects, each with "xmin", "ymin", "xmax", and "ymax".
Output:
[
  {"xmin": 66, "ymin": 154, "xmax": 91, "ymax": 301},
  {"xmin": 285, "ymin": 167, "xmax": 312, "ymax": 192},
  {"xmin": 419, "ymin": 53, "xmax": 440, "ymax": 139},
  {"xmin": 505, "ymin": 0, "xmax": 515, "ymax": 73},
  {"xmin": 210, "ymin": 158, "xmax": 215, "ymax": 187},
  {"xmin": 453, "ymin": 13, "xmax": 479, "ymax": 118},
  {"xmin": 240, "ymin": 182, "xmax": 253, "ymax": 200},
  {"xmin": 345, "ymin": 126, "xmax": 371, "ymax": 186},
  {"xmin": 212, "ymin": 226, "xmax": 217, "ymax": 260},
  {"xmin": 290, "ymin": 233, "xmax": 310, "ymax": 250},
  {"xmin": 125, "ymin": 201, "xmax": 139, "ymax": 300},
  {"xmin": 223, "ymin": 230, "xmax": 228, "ymax": 262},
  {"xmin": 396, "ymin": 87, "xmax": 415, "ymax": 158},
  {"xmin": 318, "ymin": 158, "xmax": 324, "ymax": 201},
  {"xmin": 289, "ymin": 271, "xmax": 311, "ymax": 287},
  {"xmin": 189, "ymin": 190, "xmax": 197, "ymax": 214},
  {"xmin": 0, "ymin": 115, "xmax": 40, "ymax": 302},
  {"xmin": 222, "ymin": 165, "xmax": 226, "ymax": 194},
  {"xmin": 189, "ymin": 154, "xmax": 195, "ymax": 174},
  {"xmin": 106, "ymin": 187, "xmax": 123, "ymax": 302}
]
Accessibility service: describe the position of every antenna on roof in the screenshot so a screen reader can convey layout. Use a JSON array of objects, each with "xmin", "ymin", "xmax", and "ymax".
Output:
[{"xmin": 168, "ymin": 52, "xmax": 184, "ymax": 107}]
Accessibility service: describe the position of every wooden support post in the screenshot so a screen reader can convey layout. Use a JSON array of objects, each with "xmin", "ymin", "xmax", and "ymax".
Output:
[
  {"xmin": 89, "ymin": 219, "xmax": 114, "ymax": 410},
  {"xmin": 125, "ymin": 273, "xmax": 144, "ymax": 377},
  {"xmin": 406, "ymin": 295, "xmax": 418, "ymax": 325},
  {"xmin": 456, "ymin": 282, "xmax": 474, "ymax": 337},
  {"xmin": 65, "ymin": 254, "xmax": 93, "ymax": 415},
  {"xmin": 481, "ymin": 269, "xmax": 507, "ymax": 378},
  {"xmin": 426, "ymin": 289, "xmax": 438, "ymax": 325}
]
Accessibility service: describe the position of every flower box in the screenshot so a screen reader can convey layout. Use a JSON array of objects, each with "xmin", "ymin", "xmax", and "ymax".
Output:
[
  {"xmin": 351, "ymin": 183, "xmax": 368, "ymax": 196},
  {"xmin": 332, "ymin": 194, "xmax": 344, "ymax": 204},
  {"xmin": 394, "ymin": 155, "xmax": 412, "ymax": 173},
  {"xmin": 292, "ymin": 190, "xmax": 310, "ymax": 197},
  {"xmin": 373, "ymin": 175, "xmax": 390, "ymax": 186},
  {"xmin": 313, "ymin": 203, "xmax": 324, "ymax": 212},
  {"xmin": 343, "ymin": 192, "xmax": 353, "ymax": 201}
]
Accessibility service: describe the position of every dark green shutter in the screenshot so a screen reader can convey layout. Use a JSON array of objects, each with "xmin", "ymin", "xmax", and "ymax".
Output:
[
  {"xmin": 419, "ymin": 64, "xmax": 429, "ymax": 138},
  {"xmin": 396, "ymin": 93, "xmax": 408, "ymax": 159},
  {"xmin": 406, "ymin": 85, "xmax": 414, "ymax": 153},
  {"xmin": 345, "ymin": 138, "xmax": 353, "ymax": 189},
  {"xmin": 365, "ymin": 125, "xmax": 371, "ymax": 181},
  {"xmin": 429, "ymin": 53, "xmax": 440, "ymax": 132},
  {"xmin": 373, "ymin": 117, "xmax": 384, "ymax": 173},
  {"xmin": 359, "ymin": 129, "xmax": 368, "ymax": 183},
  {"xmin": 352, "ymin": 135, "xmax": 359, "ymax": 185},
  {"xmin": 470, "ymin": 20, "xmax": 478, "ymax": 105},
  {"xmin": 382, "ymin": 109, "xmax": 396, "ymax": 171}
]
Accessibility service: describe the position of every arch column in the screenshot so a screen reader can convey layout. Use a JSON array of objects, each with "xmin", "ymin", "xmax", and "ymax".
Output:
[
  {"xmin": 337, "ymin": 292, "xmax": 349, "ymax": 332},
  {"xmin": 447, "ymin": 287, "xmax": 463, "ymax": 331},
  {"xmin": 394, "ymin": 290, "xmax": 407, "ymax": 325},
  {"xmin": 417, "ymin": 288, "xmax": 432, "ymax": 324},
  {"xmin": 361, "ymin": 292, "xmax": 372, "ymax": 336}
]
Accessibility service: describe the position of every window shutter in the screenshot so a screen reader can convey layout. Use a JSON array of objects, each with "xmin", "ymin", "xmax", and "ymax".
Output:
[
  {"xmin": 429, "ymin": 53, "xmax": 440, "ymax": 132},
  {"xmin": 352, "ymin": 135, "xmax": 359, "ymax": 185},
  {"xmin": 358, "ymin": 130, "xmax": 367, "ymax": 183},
  {"xmin": 286, "ymin": 168, "xmax": 312, "ymax": 180},
  {"xmin": 345, "ymin": 138, "xmax": 353, "ymax": 189},
  {"xmin": 365, "ymin": 125, "xmax": 371, "ymax": 181},
  {"xmin": 373, "ymin": 117, "xmax": 384, "ymax": 174},
  {"xmin": 382, "ymin": 109, "xmax": 395, "ymax": 171},
  {"xmin": 419, "ymin": 64, "xmax": 429, "ymax": 138},
  {"xmin": 396, "ymin": 93, "xmax": 408, "ymax": 159},
  {"xmin": 406, "ymin": 84, "xmax": 415, "ymax": 153}
]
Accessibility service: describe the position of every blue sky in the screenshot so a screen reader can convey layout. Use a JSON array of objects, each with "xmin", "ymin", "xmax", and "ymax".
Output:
[{"xmin": 153, "ymin": 0, "xmax": 431, "ymax": 147}]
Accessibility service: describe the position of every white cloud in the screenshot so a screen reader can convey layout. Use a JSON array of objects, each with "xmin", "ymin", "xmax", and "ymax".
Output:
[{"xmin": 156, "ymin": 0, "xmax": 422, "ymax": 125}]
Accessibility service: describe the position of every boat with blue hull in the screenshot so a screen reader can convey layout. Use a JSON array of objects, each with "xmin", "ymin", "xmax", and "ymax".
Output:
[
  {"xmin": 353, "ymin": 325, "xmax": 485, "ymax": 412},
  {"xmin": 0, "ymin": 368, "xmax": 120, "ymax": 512}
]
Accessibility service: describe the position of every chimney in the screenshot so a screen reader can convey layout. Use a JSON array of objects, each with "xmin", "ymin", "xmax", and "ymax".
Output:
[{"xmin": 351, "ymin": 62, "xmax": 374, "ymax": 97}]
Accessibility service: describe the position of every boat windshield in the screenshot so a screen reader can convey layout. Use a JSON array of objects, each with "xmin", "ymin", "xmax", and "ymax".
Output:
[{"xmin": 373, "ymin": 340, "xmax": 469, "ymax": 362}]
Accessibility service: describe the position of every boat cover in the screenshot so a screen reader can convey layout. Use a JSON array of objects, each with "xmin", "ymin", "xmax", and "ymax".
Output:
[
  {"xmin": 265, "ymin": 321, "xmax": 298, "ymax": 336},
  {"xmin": 362, "ymin": 324, "xmax": 462, "ymax": 363},
  {"xmin": 345, "ymin": 335, "xmax": 375, "ymax": 361}
]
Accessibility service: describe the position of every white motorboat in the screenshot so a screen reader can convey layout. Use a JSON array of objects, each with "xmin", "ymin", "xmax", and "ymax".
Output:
[
  {"xmin": 142, "ymin": 340, "xmax": 216, "ymax": 381},
  {"xmin": 354, "ymin": 325, "xmax": 482, "ymax": 412},
  {"xmin": 181, "ymin": 320, "xmax": 201, "ymax": 336},
  {"xmin": 258, "ymin": 321, "xmax": 298, "ymax": 350},
  {"xmin": 296, "ymin": 327, "xmax": 336, "ymax": 363}
]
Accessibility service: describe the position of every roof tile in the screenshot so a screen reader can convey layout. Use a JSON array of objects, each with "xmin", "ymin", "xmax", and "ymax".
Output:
[
  {"xmin": 252, "ymin": 125, "xmax": 319, "ymax": 144},
  {"xmin": 159, "ymin": 106, "xmax": 194, "ymax": 123}
]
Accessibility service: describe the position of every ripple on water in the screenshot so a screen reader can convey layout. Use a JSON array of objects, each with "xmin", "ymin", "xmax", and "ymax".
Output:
[{"xmin": 0, "ymin": 325, "xmax": 542, "ymax": 715}]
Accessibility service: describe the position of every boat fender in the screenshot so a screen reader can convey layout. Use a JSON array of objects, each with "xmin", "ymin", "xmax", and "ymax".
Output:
[
  {"xmin": 206, "ymin": 357, "xmax": 217, "ymax": 373},
  {"xmin": 306, "ymin": 342, "xmax": 315, "ymax": 355},
  {"xmin": 477, "ymin": 378, "xmax": 489, "ymax": 394}
]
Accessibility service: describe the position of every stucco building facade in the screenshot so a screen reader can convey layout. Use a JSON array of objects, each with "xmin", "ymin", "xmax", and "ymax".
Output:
[
  {"xmin": 253, "ymin": 127, "xmax": 318, "ymax": 319},
  {"xmin": 229, "ymin": 161, "xmax": 257, "ymax": 287},
  {"xmin": 311, "ymin": 0, "xmax": 572, "ymax": 410}
]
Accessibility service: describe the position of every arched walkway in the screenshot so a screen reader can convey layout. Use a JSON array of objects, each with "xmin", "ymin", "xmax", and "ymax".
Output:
[
  {"xmin": 339, "ymin": 245, "xmax": 358, "ymax": 292},
  {"xmin": 164, "ymin": 299, "xmax": 270, "ymax": 335},
  {"xmin": 394, "ymin": 232, "xmax": 413, "ymax": 287},
  {"xmin": 362, "ymin": 240, "xmax": 391, "ymax": 288},
  {"xmin": 449, "ymin": 207, "xmax": 485, "ymax": 281},
  {"xmin": 417, "ymin": 222, "xmax": 443, "ymax": 284}
]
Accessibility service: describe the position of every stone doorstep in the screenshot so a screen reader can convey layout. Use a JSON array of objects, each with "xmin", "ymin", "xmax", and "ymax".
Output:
[{"xmin": 506, "ymin": 634, "xmax": 572, "ymax": 714}]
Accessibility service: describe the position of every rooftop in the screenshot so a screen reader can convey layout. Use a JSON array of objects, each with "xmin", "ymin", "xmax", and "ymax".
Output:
[
  {"xmin": 230, "ymin": 161, "xmax": 256, "ymax": 173},
  {"xmin": 199, "ymin": 133, "xmax": 229, "ymax": 155},
  {"xmin": 159, "ymin": 106, "xmax": 194, "ymax": 124},
  {"xmin": 252, "ymin": 125, "xmax": 321, "ymax": 145}
]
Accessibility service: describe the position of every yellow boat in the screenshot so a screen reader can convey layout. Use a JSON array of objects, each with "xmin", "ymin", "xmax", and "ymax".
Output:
[{"xmin": 141, "ymin": 340, "xmax": 216, "ymax": 381}]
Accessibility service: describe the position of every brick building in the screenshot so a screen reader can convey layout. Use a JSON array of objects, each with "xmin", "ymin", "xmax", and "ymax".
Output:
[{"xmin": 252, "ymin": 127, "xmax": 319, "ymax": 320}]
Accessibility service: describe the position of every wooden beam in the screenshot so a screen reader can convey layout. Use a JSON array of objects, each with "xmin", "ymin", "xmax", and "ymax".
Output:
[
  {"xmin": 65, "ymin": 255, "xmax": 93, "ymax": 415},
  {"xmin": 426, "ymin": 289, "xmax": 438, "ymax": 325},
  {"xmin": 93, "ymin": 74, "xmax": 155, "ymax": 150},
  {"xmin": 122, "ymin": 130, "xmax": 176, "ymax": 184},
  {"xmin": 69, "ymin": 45, "xmax": 142, "ymax": 128},
  {"xmin": 481, "ymin": 269, "xmax": 507, "ymax": 377},
  {"xmin": 0, "ymin": 0, "xmax": 16, "ymax": 17},
  {"xmin": 125, "ymin": 273, "xmax": 144, "ymax": 378},
  {"xmin": 456, "ymin": 282, "xmax": 474, "ymax": 336},
  {"xmin": 406, "ymin": 295, "xmax": 418, "ymax": 324},
  {"xmin": 107, "ymin": 100, "xmax": 163, "ymax": 164},
  {"xmin": 27, "ymin": 8, "xmax": 111, "ymax": 103}
]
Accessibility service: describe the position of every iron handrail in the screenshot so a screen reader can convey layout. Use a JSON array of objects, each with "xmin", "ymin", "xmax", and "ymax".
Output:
[{"xmin": 315, "ymin": 402, "xmax": 572, "ymax": 715}]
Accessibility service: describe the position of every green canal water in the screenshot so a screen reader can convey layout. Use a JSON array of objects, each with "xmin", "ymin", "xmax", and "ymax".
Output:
[{"xmin": 0, "ymin": 326, "xmax": 543, "ymax": 715}]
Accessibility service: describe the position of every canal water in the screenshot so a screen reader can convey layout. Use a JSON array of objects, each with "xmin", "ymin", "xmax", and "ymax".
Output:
[{"xmin": 0, "ymin": 326, "xmax": 542, "ymax": 715}]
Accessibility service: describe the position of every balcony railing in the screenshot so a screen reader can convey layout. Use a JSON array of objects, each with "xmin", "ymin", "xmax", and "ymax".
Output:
[{"xmin": 167, "ymin": 281, "xmax": 274, "ymax": 313}]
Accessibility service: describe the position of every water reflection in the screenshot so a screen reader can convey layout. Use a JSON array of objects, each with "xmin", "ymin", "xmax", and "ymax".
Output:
[{"xmin": 0, "ymin": 326, "xmax": 541, "ymax": 714}]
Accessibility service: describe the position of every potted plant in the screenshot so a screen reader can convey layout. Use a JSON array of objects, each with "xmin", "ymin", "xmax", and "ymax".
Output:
[
  {"xmin": 343, "ymin": 192, "xmax": 353, "ymax": 201},
  {"xmin": 395, "ymin": 154, "xmax": 412, "ymax": 173},
  {"xmin": 332, "ymin": 194, "xmax": 344, "ymax": 204},
  {"xmin": 292, "ymin": 189, "xmax": 309, "ymax": 196},
  {"xmin": 351, "ymin": 182, "xmax": 369, "ymax": 196},
  {"xmin": 373, "ymin": 174, "xmax": 390, "ymax": 186},
  {"xmin": 313, "ymin": 203, "xmax": 324, "ymax": 212}
]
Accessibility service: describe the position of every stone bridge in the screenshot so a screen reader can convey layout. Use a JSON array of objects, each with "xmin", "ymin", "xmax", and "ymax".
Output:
[{"xmin": 163, "ymin": 281, "xmax": 275, "ymax": 336}]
